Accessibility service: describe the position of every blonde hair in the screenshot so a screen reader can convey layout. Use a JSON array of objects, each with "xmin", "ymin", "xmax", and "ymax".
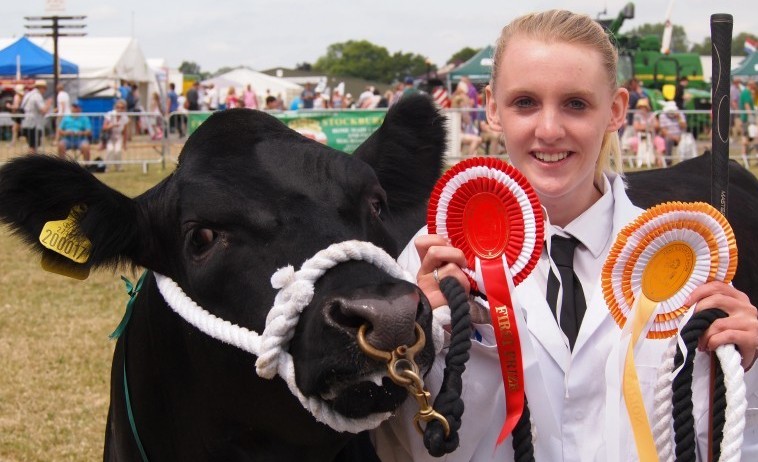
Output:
[{"xmin": 491, "ymin": 10, "xmax": 623, "ymax": 182}]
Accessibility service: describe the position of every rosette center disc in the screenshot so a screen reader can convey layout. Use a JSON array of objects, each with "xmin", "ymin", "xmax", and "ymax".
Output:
[
  {"xmin": 464, "ymin": 192, "xmax": 509, "ymax": 260},
  {"xmin": 641, "ymin": 241, "xmax": 695, "ymax": 302}
]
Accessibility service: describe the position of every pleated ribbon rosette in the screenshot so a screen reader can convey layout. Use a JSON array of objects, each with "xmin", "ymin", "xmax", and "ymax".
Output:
[
  {"xmin": 601, "ymin": 201, "xmax": 737, "ymax": 461},
  {"xmin": 427, "ymin": 157, "xmax": 544, "ymax": 445}
]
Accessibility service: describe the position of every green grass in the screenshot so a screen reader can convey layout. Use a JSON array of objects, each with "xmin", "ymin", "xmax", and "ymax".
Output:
[{"xmin": 0, "ymin": 164, "xmax": 174, "ymax": 462}]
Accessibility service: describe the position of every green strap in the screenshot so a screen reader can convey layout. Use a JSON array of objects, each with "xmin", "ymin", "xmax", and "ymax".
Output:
[
  {"xmin": 111, "ymin": 270, "xmax": 150, "ymax": 461},
  {"xmin": 123, "ymin": 339, "xmax": 149, "ymax": 462},
  {"xmin": 110, "ymin": 271, "xmax": 148, "ymax": 340}
]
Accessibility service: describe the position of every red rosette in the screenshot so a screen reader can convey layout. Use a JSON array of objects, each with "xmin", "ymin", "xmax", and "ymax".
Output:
[{"xmin": 427, "ymin": 157, "xmax": 544, "ymax": 288}]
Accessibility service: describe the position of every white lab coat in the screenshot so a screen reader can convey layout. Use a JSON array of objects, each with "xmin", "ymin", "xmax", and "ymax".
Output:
[{"xmin": 373, "ymin": 174, "xmax": 758, "ymax": 461}]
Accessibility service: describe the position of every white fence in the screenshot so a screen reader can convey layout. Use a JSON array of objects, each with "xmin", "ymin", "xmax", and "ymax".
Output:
[{"xmin": 1, "ymin": 107, "xmax": 755, "ymax": 171}]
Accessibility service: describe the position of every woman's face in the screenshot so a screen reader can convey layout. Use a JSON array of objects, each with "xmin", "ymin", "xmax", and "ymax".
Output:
[{"xmin": 486, "ymin": 37, "xmax": 628, "ymax": 223}]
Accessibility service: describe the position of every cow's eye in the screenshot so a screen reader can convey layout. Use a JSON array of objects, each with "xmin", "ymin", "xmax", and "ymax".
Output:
[
  {"xmin": 369, "ymin": 198, "xmax": 382, "ymax": 218},
  {"xmin": 189, "ymin": 227, "xmax": 217, "ymax": 254}
]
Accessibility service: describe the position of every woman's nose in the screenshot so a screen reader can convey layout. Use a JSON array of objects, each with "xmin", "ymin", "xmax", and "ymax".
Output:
[{"xmin": 534, "ymin": 108, "xmax": 564, "ymax": 142}]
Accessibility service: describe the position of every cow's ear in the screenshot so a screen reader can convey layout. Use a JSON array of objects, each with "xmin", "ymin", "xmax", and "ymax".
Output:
[
  {"xmin": 0, "ymin": 155, "xmax": 154, "ymax": 274},
  {"xmin": 353, "ymin": 94, "xmax": 445, "ymax": 215}
]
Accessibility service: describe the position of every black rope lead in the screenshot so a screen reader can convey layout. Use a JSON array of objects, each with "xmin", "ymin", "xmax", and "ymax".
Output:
[
  {"xmin": 423, "ymin": 277, "xmax": 536, "ymax": 460},
  {"xmin": 672, "ymin": 308, "xmax": 728, "ymax": 462},
  {"xmin": 423, "ymin": 276, "xmax": 472, "ymax": 456},
  {"xmin": 512, "ymin": 397, "xmax": 535, "ymax": 462}
]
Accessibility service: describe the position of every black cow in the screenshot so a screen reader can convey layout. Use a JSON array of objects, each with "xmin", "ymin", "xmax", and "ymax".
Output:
[
  {"xmin": 0, "ymin": 95, "xmax": 445, "ymax": 461},
  {"xmin": 626, "ymin": 152, "xmax": 758, "ymax": 308}
]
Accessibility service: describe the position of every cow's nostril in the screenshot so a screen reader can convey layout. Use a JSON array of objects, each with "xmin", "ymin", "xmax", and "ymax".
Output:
[
  {"xmin": 326, "ymin": 293, "xmax": 419, "ymax": 352},
  {"xmin": 327, "ymin": 300, "xmax": 366, "ymax": 329}
]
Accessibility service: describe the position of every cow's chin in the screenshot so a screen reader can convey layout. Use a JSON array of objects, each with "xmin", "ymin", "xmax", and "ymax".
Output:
[{"xmin": 319, "ymin": 373, "xmax": 407, "ymax": 418}]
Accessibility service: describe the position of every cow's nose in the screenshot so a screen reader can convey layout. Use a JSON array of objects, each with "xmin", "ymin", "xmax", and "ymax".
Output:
[{"xmin": 327, "ymin": 292, "xmax": 420, "ymax": 352}]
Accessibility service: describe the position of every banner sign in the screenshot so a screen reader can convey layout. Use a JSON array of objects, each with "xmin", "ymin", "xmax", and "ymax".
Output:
[{"xmin": 187, "ymin": 110, "xmax": 386, "ymax": 153}]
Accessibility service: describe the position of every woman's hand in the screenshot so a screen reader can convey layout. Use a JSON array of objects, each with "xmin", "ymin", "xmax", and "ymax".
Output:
[
  {"xmin": 415, "ymin": 234, "xmax": 470, "ymax": 309},
  {"xmin": 686, "ymin": 281, "xmax": 758, "ymax": 370}
]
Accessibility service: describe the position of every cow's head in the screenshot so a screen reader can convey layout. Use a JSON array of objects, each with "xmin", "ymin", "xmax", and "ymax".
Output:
[{"xmin": 0, "ymin": 95, "xmax": 445, "ymax": 438}]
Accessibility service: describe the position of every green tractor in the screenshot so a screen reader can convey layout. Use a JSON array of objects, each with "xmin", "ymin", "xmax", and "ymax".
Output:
[{"xmin": 598, "ymin": 2, "xmax": 711, "ymax": 134}]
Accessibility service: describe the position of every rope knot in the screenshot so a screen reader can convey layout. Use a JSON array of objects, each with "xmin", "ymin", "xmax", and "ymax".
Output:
[{"xmin": 271, "ymin": 265, "xmax": 296, "ymax": 289}]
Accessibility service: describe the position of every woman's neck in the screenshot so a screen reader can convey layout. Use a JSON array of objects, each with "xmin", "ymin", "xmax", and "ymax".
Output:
[{"xmin": 542, "ymin": 180, "xmax": 603, "ymax": 228}]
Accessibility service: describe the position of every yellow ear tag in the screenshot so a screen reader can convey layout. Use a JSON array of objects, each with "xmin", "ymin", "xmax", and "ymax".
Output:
[
  {"xmin": 39, "ymin": 204, "xmax": 92, "ymax": 264},
  {"xmin": 40, "ymin": 252, "xmax": 90, "ymax": 280}
]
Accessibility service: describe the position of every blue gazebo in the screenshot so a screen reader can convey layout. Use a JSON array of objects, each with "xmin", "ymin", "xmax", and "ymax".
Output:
[{"xmin": 0, "ymin": 36, "xmax": 78, "ymax": 77}]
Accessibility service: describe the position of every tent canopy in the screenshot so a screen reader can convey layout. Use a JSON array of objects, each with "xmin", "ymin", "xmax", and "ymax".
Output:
[
  {"xmin": 732, "ymin": 53, "xmax": 758, "ymax": 78},
  {"xmin": 203, "ymin": 67, "xmax": 304, "ymax": 105},
  {"xmin": 447, "ymin": 45, "xmax": 494, "ymax": 85},
  {"xmin": 0, "ymin": 36, "xmax": 78, "ymax": 77}
]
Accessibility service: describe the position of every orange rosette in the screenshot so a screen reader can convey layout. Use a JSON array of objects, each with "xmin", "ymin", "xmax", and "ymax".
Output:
[
  {"xmin": 602, "ymin": 201, "xmax": 737, "ymax": 338},
  {"xmin": 601, "ymin": 201, "xmax": 737, "ymax": 460}
]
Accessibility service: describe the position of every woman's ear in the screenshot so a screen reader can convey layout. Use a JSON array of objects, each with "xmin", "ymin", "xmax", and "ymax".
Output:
[
  {"xmin": 485, "ymin": 85, "xmax": 502, "ymax": 131},
  {"xmin": 608, "ymin": 87, "xmax": 630, "ymax": 132}
]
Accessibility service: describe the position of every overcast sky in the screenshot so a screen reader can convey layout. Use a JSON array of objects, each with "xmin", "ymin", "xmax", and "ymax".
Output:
[{"xmin": 2, "ymin": 0, "xmax": 756, "ymax": 73}]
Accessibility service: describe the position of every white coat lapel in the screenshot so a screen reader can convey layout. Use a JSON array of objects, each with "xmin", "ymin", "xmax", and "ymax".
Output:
[
  {"xmin": 516, "ymin": 275, "xmax": 571, "ymax": 373},
  {"xmin": 573, "ymin": 175, "xmax": 643, "ymax": 356}
]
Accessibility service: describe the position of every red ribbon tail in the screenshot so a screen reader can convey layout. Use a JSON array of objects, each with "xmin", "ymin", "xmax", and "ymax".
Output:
[{"xmin": 481, "ymin": 258, "xmax": 525, "ymax": 446}]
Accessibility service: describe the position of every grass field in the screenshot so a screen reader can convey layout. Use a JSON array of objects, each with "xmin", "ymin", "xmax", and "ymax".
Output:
[
  {"xmin": 0, "ymin": 164, "xmax": 174, "ymax": 462},
  {"xmin": 0, "ymin": 156, "xmax": 756, "ymax": 461}
]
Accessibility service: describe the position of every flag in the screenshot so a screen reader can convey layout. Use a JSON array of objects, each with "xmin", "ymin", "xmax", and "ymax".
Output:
[{"xmin": 745, "ymin": 37, "xmax": 758, "ymax": 55}]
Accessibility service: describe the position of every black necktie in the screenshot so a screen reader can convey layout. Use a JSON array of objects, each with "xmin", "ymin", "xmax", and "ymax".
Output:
[{"xmin": 546, "ymin": 235, "xmax": 587, "ymax": 350}]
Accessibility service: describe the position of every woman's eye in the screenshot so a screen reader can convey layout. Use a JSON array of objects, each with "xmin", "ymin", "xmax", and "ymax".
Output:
[
  {"xmin": 568, "ymin": 99, "xmax": 587, "ymax": 110},
  {"xmin": 189, "ymin": 228, "xmax": 217, "ymax": 254},
  {"xmin": 514, "ymin": 98, "xmax": 534, "ymax": 108}
]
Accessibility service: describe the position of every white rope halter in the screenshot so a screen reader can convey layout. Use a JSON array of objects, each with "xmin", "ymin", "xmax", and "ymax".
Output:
[{"xmin": 155, "ymin": 239, "xmax": 442, "ymax": 433}]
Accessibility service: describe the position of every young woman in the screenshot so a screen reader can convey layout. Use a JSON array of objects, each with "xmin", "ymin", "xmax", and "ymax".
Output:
[{"xmin": 372, "ymin": 10, "xmax": 758, "ymax": 461}]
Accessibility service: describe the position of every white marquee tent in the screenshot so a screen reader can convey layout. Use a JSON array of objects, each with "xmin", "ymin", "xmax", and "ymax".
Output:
[
  {"xmin": 203, "ymin": 67, "xmax": 303, "ymax": 106},
  {"xmin": 0, "ymin": 36, "xmax": 155, "ymax": 98}
]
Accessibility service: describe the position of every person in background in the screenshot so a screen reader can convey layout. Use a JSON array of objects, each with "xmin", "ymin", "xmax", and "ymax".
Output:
[
  {"xmin": 658, "ymin": 101, "xmax": 687, "ymax": 164},
  {"xmin": 186, "ymin": 81, "xmax": 200, "ymax": 111},
  {"xmin": 206, "ymin": 83, "xmax": 219, "ymax": 111},
  {"xmin": 166, "ymin": 82, "xmax": 183, "ymax": 137},
  {"xmin": 225, "ymin": 87, "xmax": 240, "ymax": 109},
  {"xmin": 373, "ymin": 9, "xmax": 758, "ymax": 461},
  {"xmin": 674, "ymin": 75, "xmax": 689, "ymax": 110},
  {"xmin": 243, "ymin": 84, "xmax": 259, "ymax": 110},
  {"xmin": 629, "ymin": 97, "xmax": 666, "ymax": 167},
  {"xmin": 301, "ymin": 83, "xmax": 315, "ymax": 109},
  {"xmin": 9, "ymin": 84, "xmax": 24, "ymax": 146},
  {"xmin": 21, "ymin": 80, "xmax": 53, "ymax": 155},
  {"xmin": 102, "ymin": 99, "xmax": 129, "ymax": 171},
  {"xmin": 55, "ymin": 82, "xmax": 71, "ymax": 141},
  {"xmin": 401, "ymin": 76, "xmax": 418, "ymax": 99},
  {"xmin": 451, "ymin": 81, "xmax": 482, "ymax": 157},
  {"xmin": 146, "ymin": 91, "xmax": 164, "ymax": 140},
  {"xmin": 57, "ymin": 101, "xmax": 91, "ymax": 161},
  {"xmin": 264, "ymin": 95, "xmax": 278, "ymax": 110}
]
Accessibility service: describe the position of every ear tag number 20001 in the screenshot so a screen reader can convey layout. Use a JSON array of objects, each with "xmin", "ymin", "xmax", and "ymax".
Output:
[{"xmin": 39, "ymin": 204, "xmax": 92, "ymax": 264}]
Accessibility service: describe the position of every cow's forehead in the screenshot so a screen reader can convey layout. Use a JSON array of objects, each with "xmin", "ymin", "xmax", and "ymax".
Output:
[{"xmin": 171, "ymin": 110, "xmax": 379, "ymax": 215}]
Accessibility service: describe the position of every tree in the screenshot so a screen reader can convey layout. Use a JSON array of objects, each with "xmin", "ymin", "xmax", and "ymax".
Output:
[
  {"xmin": 314, "ymin": 40, "xmax": 392, "ymax": 82},
  {"xmin": 295, "ymin": 62, "xmax": 312, "ymax": 71},
  {"xmin": 448, "ymin": 47, "xmax": 481, "ymax": 65},
  {"xmin": 626, "ymin": 23, "xmax": 689, "ymax": 53},
  {"xmin": 689, "ymin": 32, "xmax": 758, "ymax": 56},
  {"xmin": 313, "ymin": 40, "xmax": 429, "ymax": 83},
  {"xmin": 689, "ymin": 37, "xmax": 711, "ymax": 55},
  {"xmin": 179, "ymin": 61, "xmax": 203, "ymax": 75}
]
